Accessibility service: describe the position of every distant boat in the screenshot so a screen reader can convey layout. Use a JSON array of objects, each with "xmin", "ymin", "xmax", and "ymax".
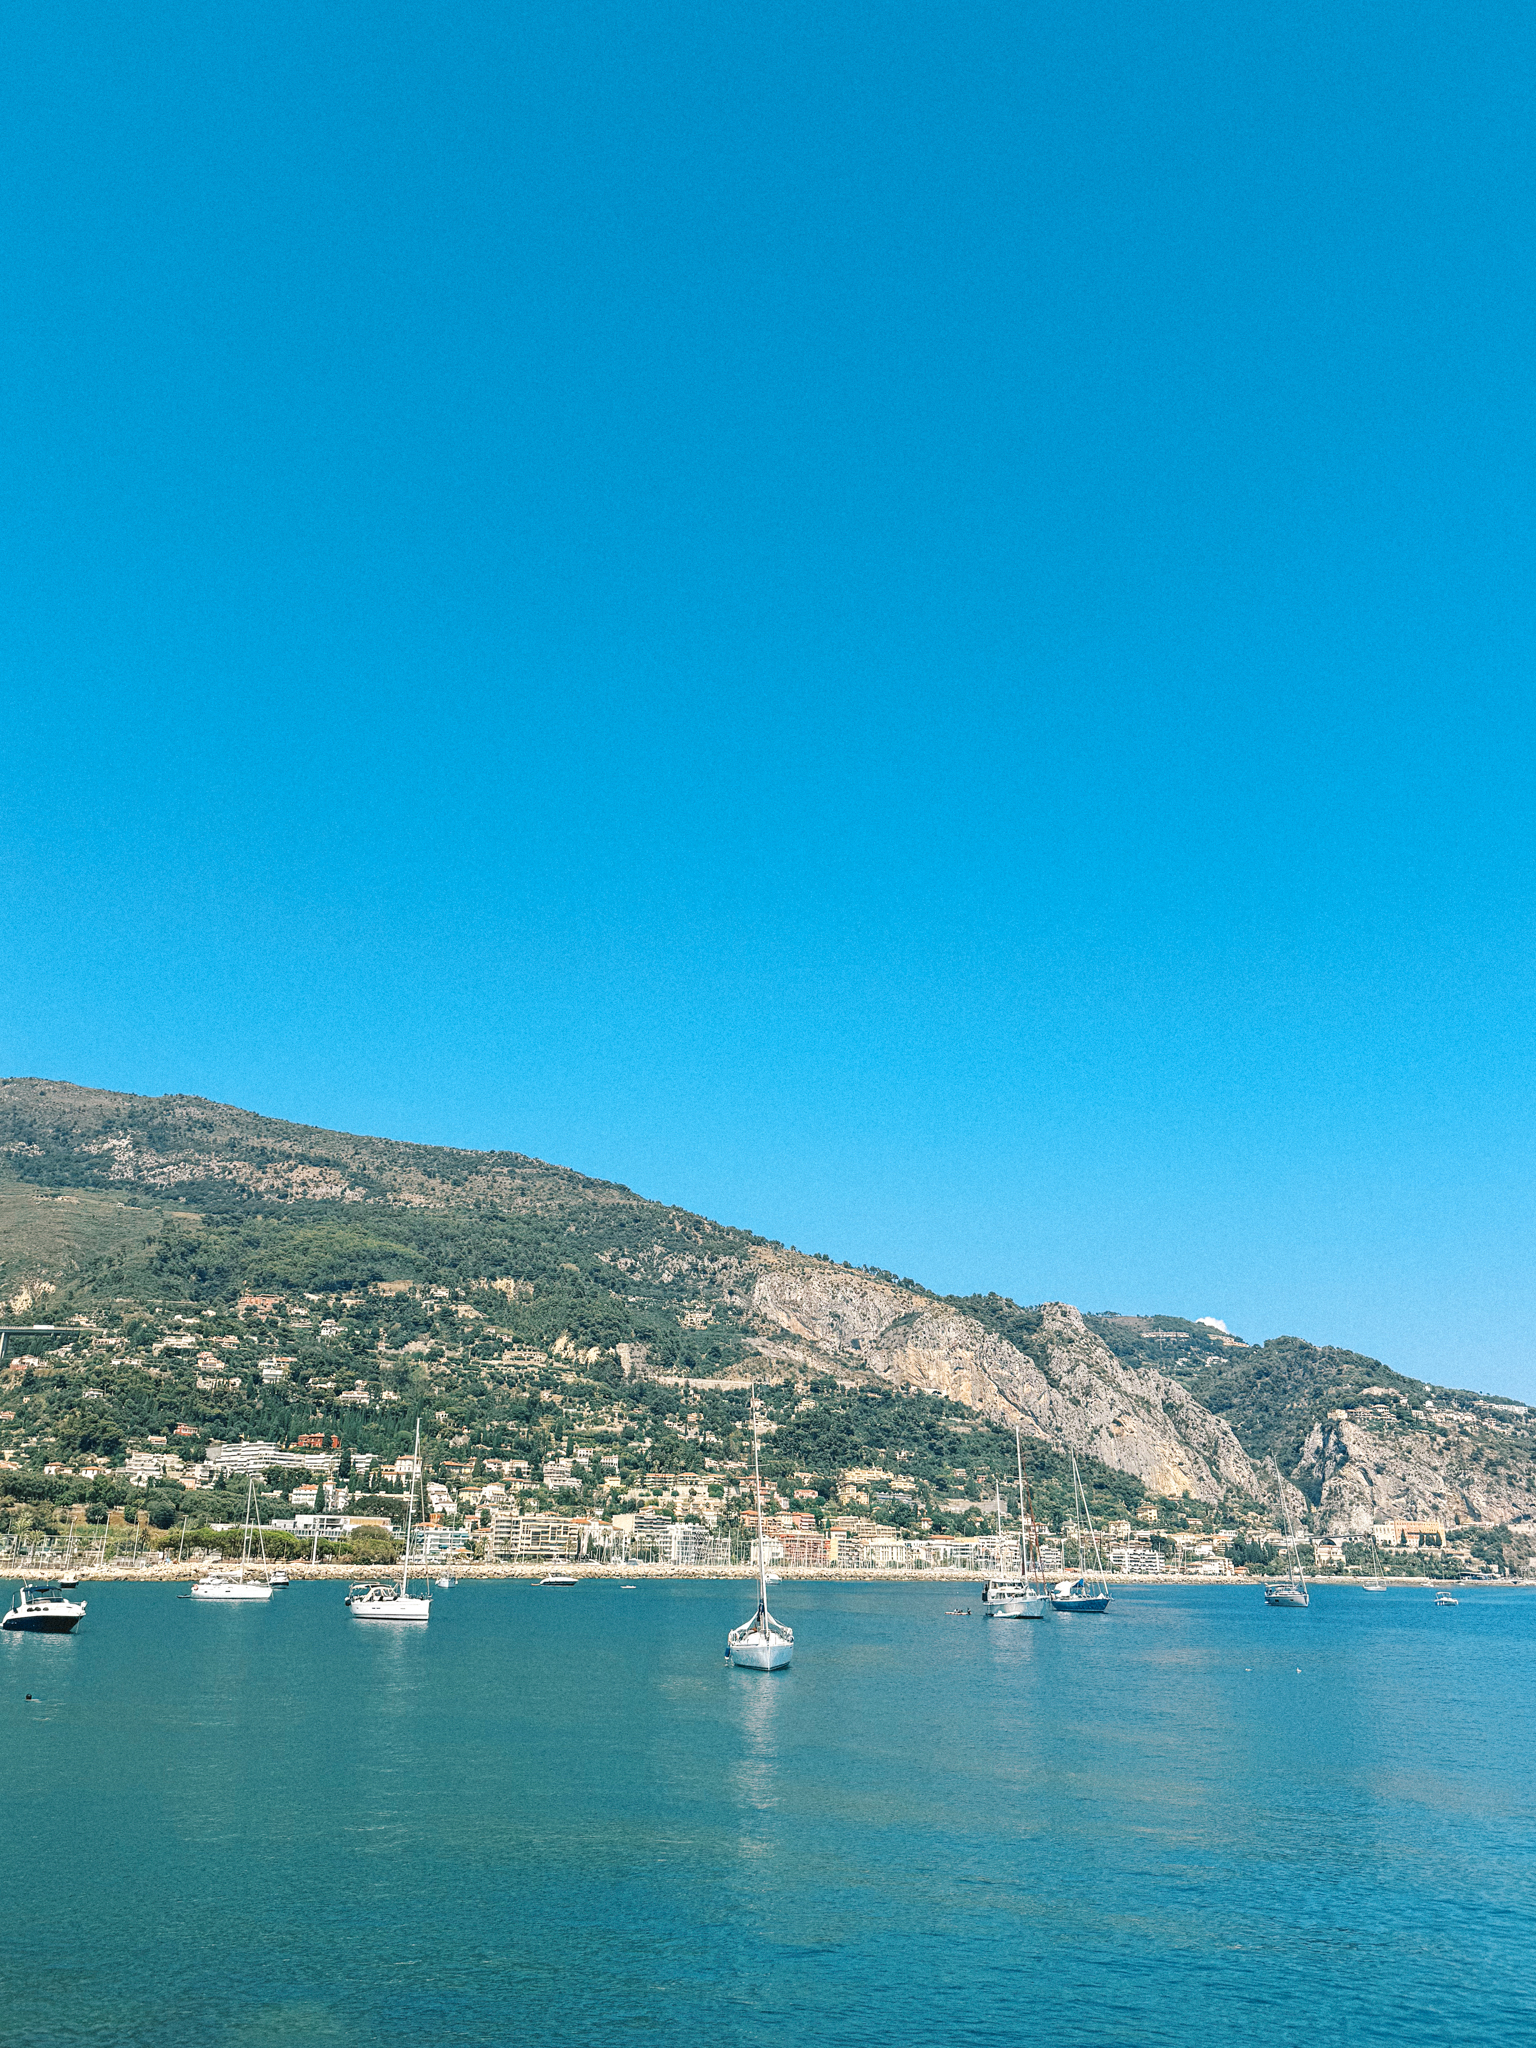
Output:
[
  {"xmin": 269, "ymin": 1569, "xmax": 290, "ymax": 1587},
  {"xmin": 540, "ymin": 1571, "xmax": 579, "ymax": 1587},
  {"xmin": 58, "ymin": 1517, "xmax": 81, "ymax": 1588},
  {"xmin": 3, "ymin": 1584, "xmax": 86, "ymax": 1633},
  {"xmin": 983, "ymin": 1438, "xmax": 1047, "ymax": 1618},
  {"xmin": 191, "ymin": 1475, "xmax": 273, "ymax": 1602},
  {"xmin": 728, "ymin": 1382, "xmax": 793, "ymax": 1670},
  {"xmin": 1359, "ymin": 1529, "xmax": 1387, "ymax": 1590},
  {"xmin": 982, "ymin": 1479, "xmax": 1029, "ymax": 1617},
  {"xmin": 1262, "ymin": 1460, "xmax": 1310, "ymax": 1609},
  {"xmin": 1435, "ymin": 1591, "xmax": 1459, "ymax": 1608},
  {"xmin": 1050, "ymin": 1454, "xmax": 1111, "ymax": 1613},
  {"xmin": 434, "ymin": 1574, "xmax": 456, "ymax": 1589},
  {"xmin": 346, "ymin": 1418, "xmax": 432, "ymax": 1623}
]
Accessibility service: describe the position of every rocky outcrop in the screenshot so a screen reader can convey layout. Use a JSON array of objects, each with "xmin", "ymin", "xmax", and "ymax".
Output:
[
  {"xmin": 750, "ymin": 1262, "xmax": 1267, "ymax": 1504},
  {"xmin": 1297, "ymin": 1411, "xmax": 1536, "ymax": 1538}
]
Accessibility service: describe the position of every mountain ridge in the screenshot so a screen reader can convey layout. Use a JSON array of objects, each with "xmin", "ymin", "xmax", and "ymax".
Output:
[{"xmin": 2, "ymin": 1076, "xmax": 1533, "ymax": 1570}]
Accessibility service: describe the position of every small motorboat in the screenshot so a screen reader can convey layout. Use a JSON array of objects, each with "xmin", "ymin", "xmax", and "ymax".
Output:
[
  {"xmin": 269, "ymin": 1569, "xmax": 290, "ymax": 1587},
  {"xmin": 3, "ymin": 1584, "xmax": 87, "ymax": 1634},
  {"xmin": 434, "ymin": 1575, "xmax": 456, "ymax": 1589},
  {"xmin": 620, "ymin": 1584, "xmax": 637, "ymax": 1591},
  {"xmin": 540, "ymin": 1572, "xmax": 579, "ymax": 1587},
  {"xmin": 1435, "ymin": 1591, "xmax": 1459, "ymax": 1607}
]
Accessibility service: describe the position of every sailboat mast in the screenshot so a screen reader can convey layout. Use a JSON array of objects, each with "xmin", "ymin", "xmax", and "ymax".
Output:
[
  {"xmin": 1014, "ymin": 1428, "xmax": 1031, "ymax": 1587},
  {"xmin": 400, "ymin": 1418, "xmax": 420, "ymax": 1599},
  {"xmin": 750, "ymin": 1384, "xmax": 768, "ymax": 1615}
]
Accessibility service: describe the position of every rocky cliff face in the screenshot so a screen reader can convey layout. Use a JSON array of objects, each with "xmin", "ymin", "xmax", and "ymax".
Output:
[
  {"xmin": 750, "ymin": 1261, "xmax": 1268, "ymax": 1504},
  {"xmin": 1296, "ymin": 1399, "xmax": 1536, "ymax": 1537}
]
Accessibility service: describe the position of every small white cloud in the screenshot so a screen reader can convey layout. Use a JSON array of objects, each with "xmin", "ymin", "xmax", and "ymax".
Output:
[{"xmin": 1196, "ymin": 1317, "xmax": 1228, "ymax": 1333}]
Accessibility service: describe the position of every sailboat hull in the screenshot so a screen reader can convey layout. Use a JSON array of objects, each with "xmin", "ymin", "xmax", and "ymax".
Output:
[
  {"xmin": 1050, "ymin": 1594, "xmax": 1109, "ymax": 1614},
  {"xmin": 1263, "ymin": 1585, "xmax": 1309, "ymax": 1608},
  {"xmin": 729, "ymin": 1633, "xmax": 792, "ymax": 1669},
  {"xmin": 347, "ymin": 1593, "xmax": 431, "ymax": 1622},
  {"xmin": 190, "ymin": 1579, "xmax": 272, "ymax": 1601}
]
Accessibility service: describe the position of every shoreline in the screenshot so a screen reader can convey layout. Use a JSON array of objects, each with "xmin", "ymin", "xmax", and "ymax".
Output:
[{"xmin": 2, "ymin": 1561, "xmax": 1525, "ymax": 1589}]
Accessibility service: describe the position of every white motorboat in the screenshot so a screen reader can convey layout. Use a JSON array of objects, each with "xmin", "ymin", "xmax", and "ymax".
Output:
[
  {"xmin": 539, "ymin": 1572, "xmax": 578, "ymax": 1586},
  {"xmin": 1262, "ymin": 1459, "xmax": 1311, "ymax": 1610},
  {"xmin": 347, "ymin": 1417, "xmax": 432, "ymax": 1625},
  {"xmin": 3, "ymin": 1583, "xmax": 87, "ymax": 1633},
  {"xmin": 1435, "ymin": 1591, "xmax": 1459, "ymax": 1607},
  {"xmin": 269, "ymin": 1569, "xmax": 290, "ymax": 1587},
  {"xmin": 434, "ymin": 1575, "xmax": 456, "ymax": 1589},
  {"xmin": 728, "ymin": 1383, "xmax": 793, "ymax": 1671},
  {"xmin": 981, "ymin": 1577, "xmax": 1031, "ymax": 1618},
  {"xmin": 191, "ymin": 1476, "xmax": 273, "ymax": 1602}
]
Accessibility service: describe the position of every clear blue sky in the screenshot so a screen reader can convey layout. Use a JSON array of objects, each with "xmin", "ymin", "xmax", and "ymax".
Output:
[{"xmin": 3, "ymin": 5, "xmax": 1533, "ymax": 1395}]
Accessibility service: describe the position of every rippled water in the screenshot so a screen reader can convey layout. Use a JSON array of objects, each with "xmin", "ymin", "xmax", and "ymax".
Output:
[{"xmin": 3, "ymin": 1578, "xmax": 1532, "ymax": 2047}]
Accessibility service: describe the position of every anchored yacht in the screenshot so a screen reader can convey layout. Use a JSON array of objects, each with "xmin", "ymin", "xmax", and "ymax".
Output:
[
  {"xmin": 191, "ymin": 1475, "xmax": 273, "ymax": 1601},
  {"xmin": 728, "ymin": 1384, "xmax": 793, "ymax": 1670},
  {"xmin": 982, "ymin": 1433, "xmax": 1049, "ymax": 1618},
  {"xmin": 346, "ymin": 1417, "xmax": 432, "ymax": 1624},
  {"xmin": 1262, "ymin": 1459, "xmax": 1311, "ymax": 1610},
  {"xmin": 3, "ymin": 1584, "xmax": 87, "ymax": 1633}
]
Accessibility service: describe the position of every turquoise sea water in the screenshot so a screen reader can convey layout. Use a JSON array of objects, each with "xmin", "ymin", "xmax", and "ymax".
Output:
[{"xmin": 3, "ymin": 1578, "xmax": 1533, "ymax": 2048}]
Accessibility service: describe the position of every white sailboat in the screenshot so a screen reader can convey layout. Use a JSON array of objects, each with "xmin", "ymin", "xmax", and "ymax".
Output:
[
  {"xmin": 58, "ymin": 1514, "xmax": 81, "ymax": 1590},
  {"xmin": 1262, "ymin": 1459, "xmax": 1310, "ymax": 1609},
  {"xmin": 346, "ymin": 1418, "xmax": 431, "ymax": 1623},
  {"xmin": 727, "ymin": 1385, "xmax": 793, "ymax": 1670},
  {"xmin": 1050, "ymin": 1453, "xmax": 1111, "ymax": 1613},
  {"xmin": 1359, "ymin": 1529, "xmax": 1386, "ymax": 1591},
  {"xmin": 190, "ymin": 1475, "xmax": 274, "ymax": 1601},
  {"xmin": 981, "ymin": 1479, "xmax": 1028, "ymax": 1617}
]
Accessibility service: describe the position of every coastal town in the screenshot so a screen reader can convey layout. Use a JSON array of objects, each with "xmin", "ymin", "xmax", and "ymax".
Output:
[{"xmin": 1, "ymin": 1281, "xmax": 1522, "ymax": 1584}]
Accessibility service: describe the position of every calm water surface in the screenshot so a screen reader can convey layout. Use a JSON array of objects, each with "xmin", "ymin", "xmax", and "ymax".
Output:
[{"xmin": 3, "ymin": 1578, "xmax": 1532, "ymax": 2047}]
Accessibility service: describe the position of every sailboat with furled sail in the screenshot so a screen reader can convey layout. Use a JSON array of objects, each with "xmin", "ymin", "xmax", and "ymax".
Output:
[
  {"xmin": 1050, "ymin": 1452, "xmax": 1111, "ymax": 1613},
  {"xmin": 346, "ymin": 1417, "xmax": 432, "ymax": 1624},
  {"xmin": 190, "ymin": 1474, "xmax": 273, "ymax": 1601},
  {"xmin": 981, "ymin": 1429, "xmax": 1047, "ymax": 1617},
  {"xmin": 1262, "ymin": 1458, "xmax": 1310, "ymax": 1608},
  {"xmin": 727, "ymin": 1385, "xmax": 793, "ymax": 1670}
]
